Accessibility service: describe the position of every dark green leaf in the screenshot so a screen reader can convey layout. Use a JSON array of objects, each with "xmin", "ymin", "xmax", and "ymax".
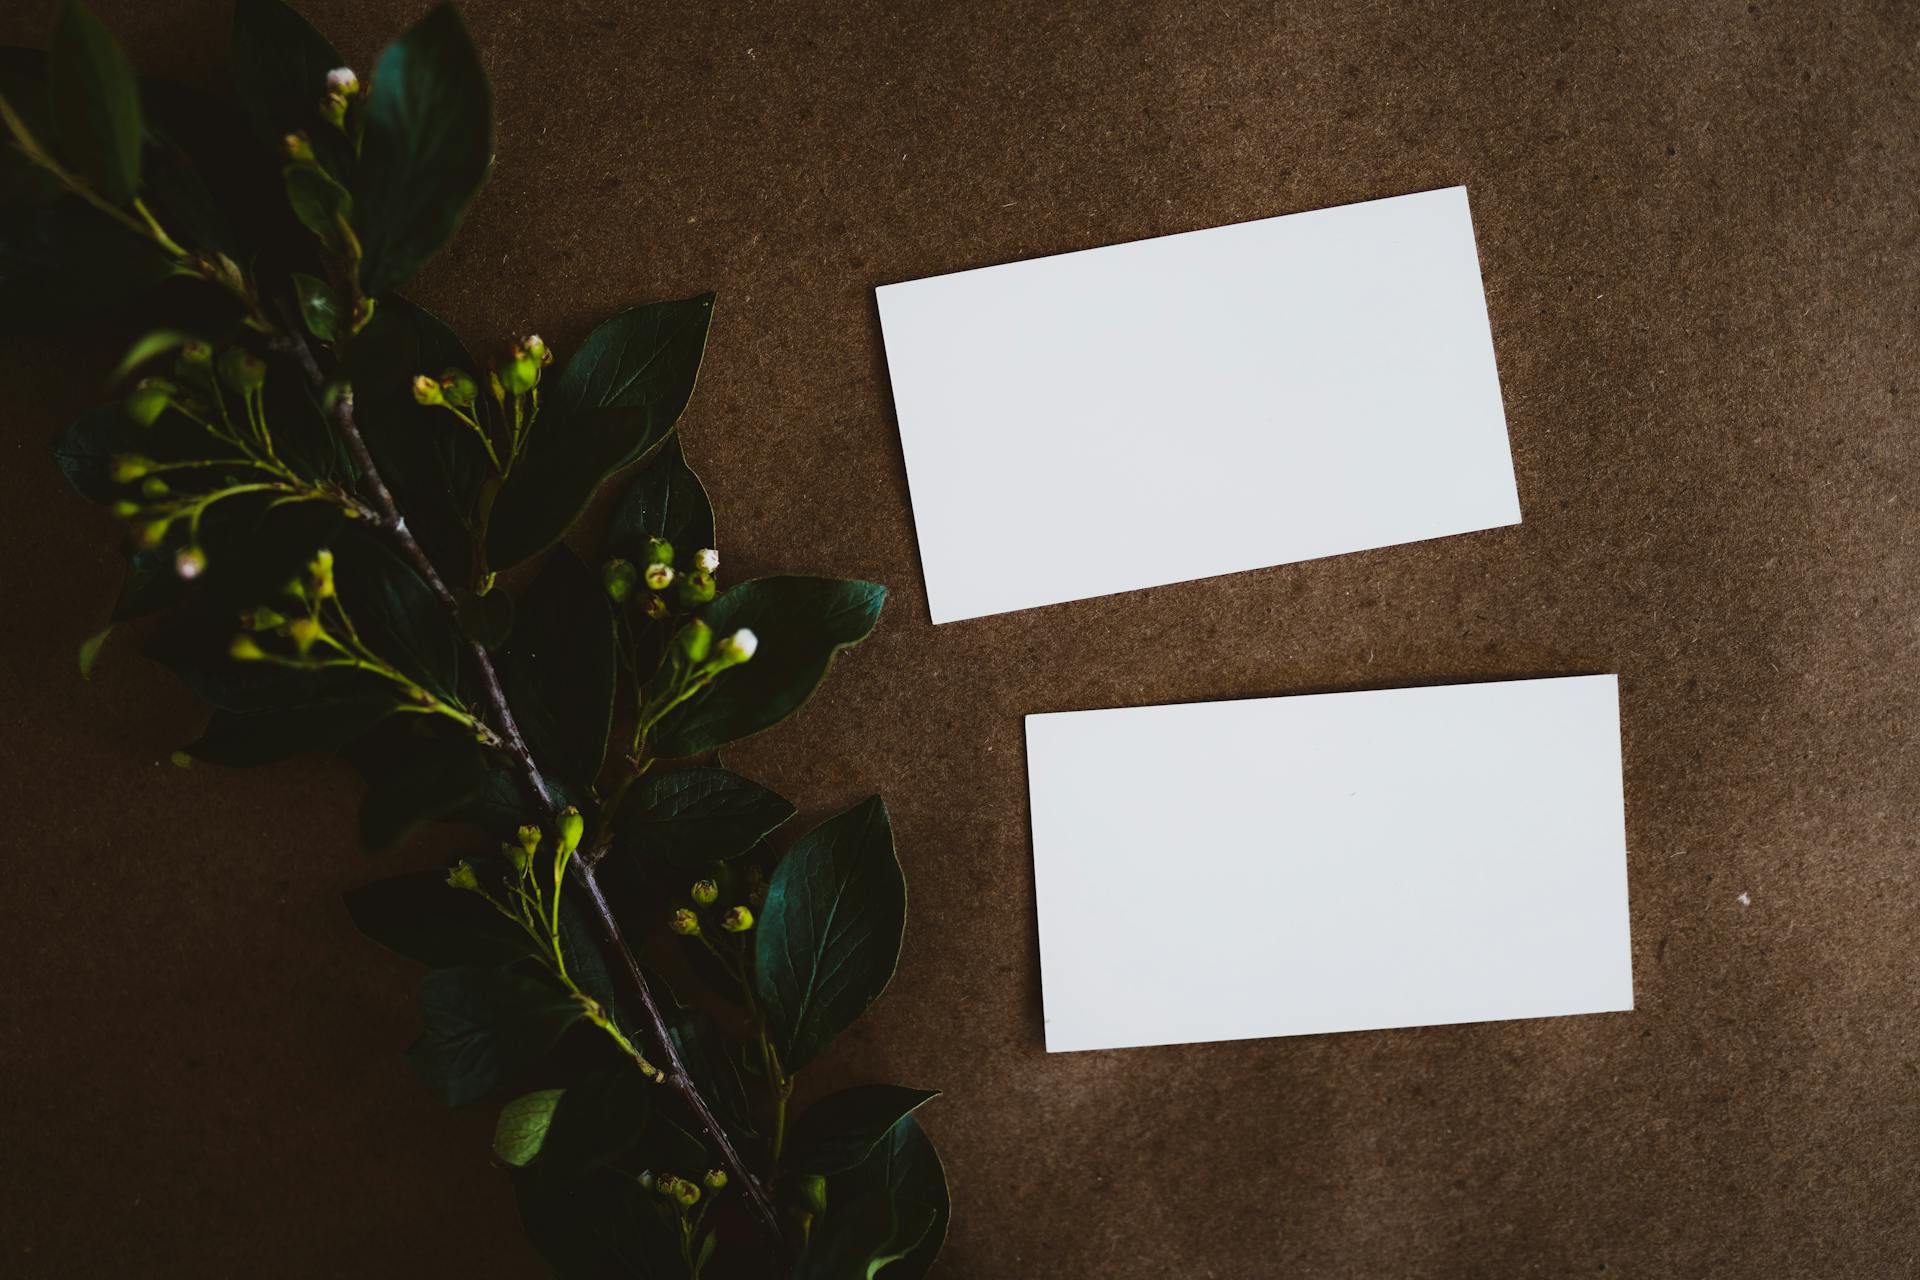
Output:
[
  {"xmin": 755, "ymin": 797, "xmax": 906, "ymax": 1072},
  {"xmin": 350, "ymin": 728, "xmax": 490, "ymax": 852},
  {"xmin": 538, "ymin": 1064, "xmax": 653, "ymax": 1174},
  {"xmin": 667, "ymin": 1006, "xmax": 758, "ymax": 1146},
  {"xmin": 406, "ymin": 965, "xmax": 581, "ymax": 1106},
  {"xmin": 331, "ymin": 527, "xmax": 462, "ymax": 700},
  {"xmin": 230, "ymin": 0, "xmax": 351, "ymax": 177},
  {"xmin": 343, "ymin": 867, "xmax": 532, "ymax": 968},
  {"xmin": 802, "ymin": 1115, "xmax": 949, "ymax": 1280},
  {"xmin": 455, "ymin": 586, "xmax": 514, "ymax": 650},
  {"xmin": 513, "ymin": 1162, "xmax": 678, "ymax": 1277},
  {"xmin": 348, "ymin": 295, "xmax": 489, "ymax": 581},
  {"xmin": 493, "ymin": 1089, "xmax": 563, "ymax": 1167},
  {"xmin": 487, "ymin": 293, "xmax": 714, "ymax": 569},
  {"xmin": 648, "ymin": 576, "xmax": 886, "ymax": 758},
  {"xmin": 613, "ymin": 767, "xmax": 795, "ymax": 871},
  {"xmin": 788, "ymin": 1085, "xmax": 940, "ymax": 1177},
  {"xmin": 354, "ymin": 3, "xmax": 492, "ymax": 296},
  {"xmin": 293, "ymin": 272, "xmax": 341, "ymax": 341},
  {"xmin": 605, "ymin": 434, "xmax": 715, "ymax": 562},
  {"xmin": 0, "ymin": 196, "xmax": 170, "ymax": 325},
  {"xmin": 111, "ymin": 544, "xmax": 189, "ymax": 620},
  {"xmin": 48, "ymin": 0, "xmax": 142, "ymax": 205},
  {"xmin": 187, "ymin": 695, "xmax": 395, "ymax": 766},
  {"xmin": 497, "ymin": 546, "xmax": 615, "ymax": 791},
  {"xmin": 285, "ymin": 163, "xmax": 352, "ymax": 253}
]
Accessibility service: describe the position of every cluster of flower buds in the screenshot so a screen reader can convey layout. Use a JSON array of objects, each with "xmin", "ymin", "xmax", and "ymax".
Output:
[
  {"xmin": 667, "ymin": 878, "xmax": 755, "ymax": 938},
  {"xmin": 602, "ymin": 537, "xmax": 724, "ymax": 618},
  {"xmin": 496, "ymin": 334, "xmax": 551, "ymax": 397},
  {"xmin": 644, "ymin": 1173, "xmax": 703, "ymax": 1210},
  {"xmin": 226, "ymin": 551, "xmax": 347, "ymax": 665},
  {"xmin": 412, "ymin": 367, "xmax": 480, "ymax": 409},
  {"xmin": 322, "ymin": 66, "xmax": 358, "ymax": 128}
]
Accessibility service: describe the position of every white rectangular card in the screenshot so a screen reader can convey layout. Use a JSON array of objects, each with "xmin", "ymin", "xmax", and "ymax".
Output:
[
  {"xmin": 1025, "ymin": 676, "xmax": 1633, "ymax": 1052},
  {"xmin": 877, "ymin": 186, "xmax": 1520, "ymax": 623}
]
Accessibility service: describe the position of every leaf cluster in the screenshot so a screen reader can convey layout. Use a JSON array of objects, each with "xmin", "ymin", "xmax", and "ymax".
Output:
[{"xmin": 10, "ymin": 3, "xmax": 944, "ymax": 1276}]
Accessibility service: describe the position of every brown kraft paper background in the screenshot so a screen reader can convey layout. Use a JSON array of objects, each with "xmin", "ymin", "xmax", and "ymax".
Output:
[{"xmin": 2, "ymin": 0, "xmax": 1915, "ymax": 1275}]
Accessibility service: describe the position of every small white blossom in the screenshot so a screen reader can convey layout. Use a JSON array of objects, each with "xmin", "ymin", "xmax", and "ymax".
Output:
[
  {"xmin": 174, "ymin": 547, "xmax": 206, "ymax": 580},
  {"xmin": 718, "ymin": 628, "xmax": 758, "ymax": 663},
  {"xmin": 325, "ymin": 66, "xmax": 359, "ymax": 93},
  {"xmin": 693, "ymin": 548, "xmax": 720, "ymax": 573}
]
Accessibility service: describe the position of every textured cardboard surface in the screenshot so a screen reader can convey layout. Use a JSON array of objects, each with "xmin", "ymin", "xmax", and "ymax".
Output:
[{"xmin": 2, "ymin": 1, "xmax": 1915, "ymax": 1276}]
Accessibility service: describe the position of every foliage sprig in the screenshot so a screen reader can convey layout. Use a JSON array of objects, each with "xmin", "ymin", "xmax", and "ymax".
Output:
[{"xmin": 7, "ymin": 2, "xmax": 946, "ymax": 1275}]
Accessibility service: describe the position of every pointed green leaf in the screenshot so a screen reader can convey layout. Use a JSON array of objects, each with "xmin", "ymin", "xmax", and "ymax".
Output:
[
  {"xmin": 230, "ymin": 0, "xmax": 351, "ymax": 176},
  {"xmin": 406, "ymin": 965, "xmax": 582, "ymax": 1106},
  {"xmin": 755, "ymin": 797, "xmax": 906, "ymax": 1072},
  {"xmin": 801, "ymin": 1115, "xmax": 949, "ymax": 1280},
  {"xmin": 77, "ymin": 625, "xmax": 112, "ymax": 678},
  {"xmin": 647, "ymin": 576, "xmax": 886, "ymax": 758},
  {"xmin": 343, "ymin": 867, "xmax": 532, "ymax": 969},
  {"xmin": 48, "ymin": 1, "xmax": 142, "ymax": 205},
  {"xmin": 493, "ymin": 1089, "xmax": 564, "ymax": 1167},
  {"xmin": 292, "ymin": 272, "xmax": 343, "ymax": 341},
  {"xmin": 354, "ymin": 3, "xmax": 493, "ymax": 295},
  {"xmin": 788, "ymin": 1085, "xmax": 940, "ymax": 1176},
  {"xmin": 497, "ymin": 546, "xmax": 616, "ymax": 791},
  {"xmin": 606, "ymin": 434, "xmax": 715, "ymax": 563},
  {"xmin": 330, "ymin": 528, "xmax": 462, "ymax": 700},
  {"xmin": 537, "ymin": 1064, "xmax": 654, "ymax": 1174},
  {"xmin": 613, "ymin": 767, "xmax": 795, "ymax": 870},
  {"xmin": 487, "ymin": 293, "xmax": 714, "ymax": 569},
  {"xmin": 284, "ymin": 163, "xmax": 352, "ymax": 254},
  {"xmin": 350, "ymin": 728, "xmax": 490, "ymax": 852}
]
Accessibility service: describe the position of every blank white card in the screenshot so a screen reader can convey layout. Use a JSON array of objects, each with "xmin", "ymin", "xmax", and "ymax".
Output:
[
  {"xmin": 877, "ymin": 186, "xmax": 1520, "ymax": 623},
  {"xmin": 1026, "ymin": 676, "xmax": 1634, "ymax": 1052}
]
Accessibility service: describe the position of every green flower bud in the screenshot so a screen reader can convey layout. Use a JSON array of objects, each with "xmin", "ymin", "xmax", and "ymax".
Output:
[
  {"xmin": 644, "ymin": 562, "xmax": 674, "ymax": 591},
  {"xmin": 446, "ymin": 861, "xmax": 479, "ymax": 892},
  {"xmin": 678, "ymin": 569, "xmax": 716, "ymax": 605},
  {"xmin": 502, "ymin": 840, "xmax": 529, "ymax": 874},
  {"xmin": 287, "ymin": 616, "xmax": 320, "ymax": 654},
  {"xmin": 677, "ymin": 618, "xmax": 713, "ymax": 663},
  {"xmin": 321, "ymin": 90, "xmax": 349, "ymax": 128},
  {"xmin": 179, "ymin": 341, "xmax": 212, "ymax": 368},
  {"xmin": 217, "ymin": 347, "xmax": 267, "ymax": 394},
  {"xmin": 602, "ymin": 557, "xmax": 637, "ymax": 603},
  {"xmin": 440, "ymin": 368, "xmax": 478, "ymax": 407},
  {"xmin": 721, "ymin": 905, "xmax": 754, "ymax": 933},
  {"xmin": 141, "ymin": 477, "xmax": 169, "ymax": 499},
  {"xmin": 669, "ymin": 908, "xmax": 701, "ymax": 936},
  {"xmin": 284, "ymin": 132, "xmax": 315, "ymax": 163},
  {"xmin": 136, "ymin": 519, "xmax": 170, "ymax": 548},
  {"xmin": 702, "ymin": 1169, "xmax": 728, "ymax": 1191},
  {"xmin": 714, "ymin": 628, "xmax": 758, "ymax": 668},
  {"xmin": 690, "ymin": 878, "xmax": 719, "ymax": 906},
  {"xmin": 796, "ymin": 1174, "xmax": 828, "ymax": 1215},
  {"xmin": 242, "ymin": 607, "xmax": 286, "ymax": 631},
  {"xmin": 643, "ymin": 595, "xmax": 671, "ymax": 621},
  {"xmin": 669, "ymin": 1177, "xmax": 700, "ymax": 1208},
  {"xmin": 645, "ymin": 537, "xmax": 675, "ymax": 567},
  {"xmin": 174, "ymin": 546, "xmax": 207, "ymax": 580},
  {"xmin": 556, "ymin": 806, "xmax": 584, "ymax": 855},
  {"xmin": 310, "ymin": 548, "xmax": 335, "ymax": 598},
  {"xmin": 125, "ymin": 378, "xmax": 174, "ymax": 426},
  {"xmin": 229, "ymin": 634, "xmax": 265, "ymax": 661},
  {"xmin": 111, "ymin": 455, "xmax": 150, "ymax": 483},
  {"xmin": 110, "ymin": 500, "xmax": 140, "ymax": 518},
  {"xmin": 500, "ymin": 338, "xmax": 544, "ymax": 395},
  {"xmin": 636, "ymin": 1170, "xmax": 656, "ymax": 1191},
  {"xmin": 411, "ymin": 373, "xmax": 445, "ymax": 406},
  {"xmin": 517, "ymin": 824, "xmax": 542, "ymax": 856}
]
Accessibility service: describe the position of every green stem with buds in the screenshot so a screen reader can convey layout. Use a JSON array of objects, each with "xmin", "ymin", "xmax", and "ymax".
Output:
[{"xmin": 272, "ymin": 310, "xmax": 792, "ymax": 1256}]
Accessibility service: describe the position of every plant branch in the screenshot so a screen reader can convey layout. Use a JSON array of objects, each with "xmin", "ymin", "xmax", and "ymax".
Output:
[{"xmin": 274, "ymin": 313, "xmax": 788, "ymax": 1251}]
